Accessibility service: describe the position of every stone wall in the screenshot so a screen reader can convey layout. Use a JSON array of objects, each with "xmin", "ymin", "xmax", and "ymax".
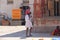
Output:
[
  {"xmin": 33, "ymin": 0, "xmax": 60, "ymax": 33},
  {"xmin": 33, "ymin": 17, "xmax": 60, "ymax": 33}
]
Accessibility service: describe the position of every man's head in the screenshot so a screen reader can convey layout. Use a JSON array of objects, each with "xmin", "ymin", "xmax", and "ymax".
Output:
[
  {"xmin": 56, "ymin": 26, "xmax": 60, "ymax": 30},
  {"xmin": 28, "ymin": 12, "xmax": 31, "ymax": 15}
]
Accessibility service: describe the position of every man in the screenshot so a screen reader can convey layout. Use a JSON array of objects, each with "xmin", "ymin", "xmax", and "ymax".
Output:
[
  {"xmin": 52, "ymin": 26, "xmax": 60, "ymax": 36},
  {"xmin": 25, "ymin": 7, "xmax": 33, "ymax": 37}
]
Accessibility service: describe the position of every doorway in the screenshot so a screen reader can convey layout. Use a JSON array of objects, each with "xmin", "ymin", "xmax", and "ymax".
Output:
[{"xmin": 54, "ymin": 0, "xmax": 59, "ymax": 16}]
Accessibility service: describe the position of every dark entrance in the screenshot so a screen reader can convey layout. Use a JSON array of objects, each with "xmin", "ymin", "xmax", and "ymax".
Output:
[{"xmin": 54, "ymin": 1, "xmax": 59, "ymax": 16}]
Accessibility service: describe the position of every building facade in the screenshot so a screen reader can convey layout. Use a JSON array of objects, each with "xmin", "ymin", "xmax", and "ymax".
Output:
[
  {"xmin": 33, "ymin": 0, "xmax": 60, "ymax": 33},
  {"xmin": 0, "ymin": 0, "xmax": 60, "ymax": 33},
  {"xmin": 0, "ymin": 0, "xmax": 34, "ymax": 18}
]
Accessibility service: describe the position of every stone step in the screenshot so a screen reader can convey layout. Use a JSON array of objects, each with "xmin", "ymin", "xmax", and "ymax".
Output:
[{"xmin": 32, "ymin": 26, "xmax": 56, "ymax": 33}]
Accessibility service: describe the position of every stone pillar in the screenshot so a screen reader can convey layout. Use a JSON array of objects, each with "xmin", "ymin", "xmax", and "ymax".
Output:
[
  {"xmin": 33, "ymin": 0, "xmax": 46, "ymax": 33},
  {"xmin": 48, "ymin": 0, "xmax": 54, "ymax": 16},
  {"xmin": 44, "ymin": 0, "xmax": 49, "ymax": 17},
  {"xmin": 33, "ymin": 0, "xmax": 41, "ymax": 33},
  {"xmin": 41, "ymin": 0, "xmax": 45, "ymax": 17},
  {"xmin": 33, "ymin": 0, "xmax": 41, "ymax": 27},
  {"xmin": 33, "ymin": 0, "xmax": 41, "ymax": 18}
]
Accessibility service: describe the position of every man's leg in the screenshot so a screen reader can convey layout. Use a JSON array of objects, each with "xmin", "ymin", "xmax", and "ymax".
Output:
[
  {"xmin": 29, "ymin": 27, "xmax": 32, "ymax": 36},
  {"xmin": 26, "ymin": 28, "xmax": 28, "ymax": 36}
]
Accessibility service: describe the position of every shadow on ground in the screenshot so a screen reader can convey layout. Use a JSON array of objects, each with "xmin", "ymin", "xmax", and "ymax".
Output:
[{"xmin": 0, "ymin": 30, "xmax": 59, "ymax": 39}]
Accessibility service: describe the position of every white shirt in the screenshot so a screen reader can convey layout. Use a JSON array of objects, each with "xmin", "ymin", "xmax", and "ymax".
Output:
[
  {"xmin": 25, "ymin": 15, "xmax": 33, "ymax": 28},
  {"xmin": 25, "ymin": 15, "xmax": 30, "ymax": 21}
]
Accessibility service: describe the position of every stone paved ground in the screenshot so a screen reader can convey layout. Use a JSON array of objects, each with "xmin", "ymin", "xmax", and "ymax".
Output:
[{"xmin": 0, "ymin": 26, "xmax": 59, "ymax": 40}]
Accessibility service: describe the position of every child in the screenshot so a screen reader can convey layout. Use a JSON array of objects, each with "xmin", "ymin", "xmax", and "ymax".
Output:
[{"xmin": 52, "ymin": 26, "xmax": 60, "ymax": 36}]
